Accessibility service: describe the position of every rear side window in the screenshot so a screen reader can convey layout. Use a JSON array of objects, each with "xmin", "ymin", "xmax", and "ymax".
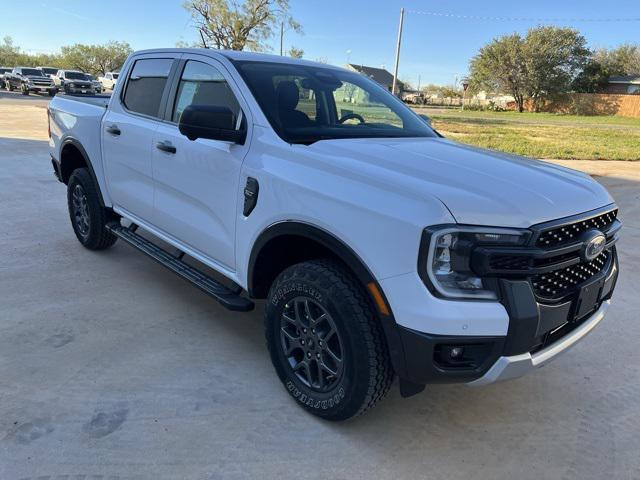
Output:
[
  {"xmin": 172, "ymin": 60, "xmax": 240, "ymax": 124},
  {"xmin": 123, "ymin": 58, "xmax": 173, "ymax": 118}
]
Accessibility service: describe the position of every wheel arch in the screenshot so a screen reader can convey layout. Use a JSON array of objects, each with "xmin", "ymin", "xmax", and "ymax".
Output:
[
  {"xmin": 248, "ymin": 221, "xmax": 375, "ymax": 300},
  {"xmin": 248, "ymin": 220, "xmax": 409, "ymax": 380},
  {"xmin": 59, "ymin": 137, "xmax": 105, "ymax": 207}
]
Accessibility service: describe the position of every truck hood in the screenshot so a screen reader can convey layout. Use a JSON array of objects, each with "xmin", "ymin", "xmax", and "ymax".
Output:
[{"xmin": 308, "ymin": 137, "xmax": 613, "ymax": 228}]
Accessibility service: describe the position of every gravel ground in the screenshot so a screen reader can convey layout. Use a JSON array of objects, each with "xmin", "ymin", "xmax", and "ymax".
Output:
[{"xmin": 1, "ymin": 98, "xmax": 639, "ymax": 480}]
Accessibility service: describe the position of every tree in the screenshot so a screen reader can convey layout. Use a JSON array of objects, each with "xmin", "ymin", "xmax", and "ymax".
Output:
[
  {"xmin": 421, "ymin": 83, "xmax": 463, "ymax": 98},
  {"xmin": 288, "ymin": 46, "xmax": 304, "ymax": 58},
  {"xmin": 60, "ymin": 41, "xmax": 132, "ymax": 76},
  {"xmin": 183, "ymin": 0, "xmax": 300, "ymax": 51},
  {"xmin": 0, "ymin": 36, "xmax": 21, "ymax": 66},
  {"xmin": 468, "ymin": 33, "xmax": 527, "ymax": 111},
  {"xmin": 468, "ymin": 27, "xmax": 590, "ymax": 112},
  {"xmin": 523, "ymin": 27, "xmax": 589, "ymax": 111},
  {"xmin": 573, "ymin": 44, "xmax": 640, "ymax": 93}
]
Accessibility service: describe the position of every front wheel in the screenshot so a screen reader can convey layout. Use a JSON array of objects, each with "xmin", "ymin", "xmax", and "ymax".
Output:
[
  {"xmin": 21, "ymin": 84, "xmax": 29, "ymax": 95},
  {"xmin": 67, "ymin": 168, "xmax": 118, "ymax": 250},
  {"xmin": 265, "ymin": 260, "xmax": 394, "ymax": 421}
]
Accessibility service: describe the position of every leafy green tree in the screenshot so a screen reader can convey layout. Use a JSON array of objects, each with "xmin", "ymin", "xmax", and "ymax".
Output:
[
  {"xmin": 468, "ymin": 33, "xmax": 527, "ymax": 111},
  {"xmin": 183, "ymin": 0, "xmax": 300, "ymax": 51},
  {"xmin": 469, "ymin": 27, "xmax": 590, "ymax": 112},
  {"xmin": 288, "ymin": 46, "xmax": 304, "ymax": 58},
  {"xmin": 573, "ymin": 44, "xmax": 640, "ymax": 92},
  {"xmin": 523, "ymin": 26, "xmax": 589, "ymax": 111},
  {"xmin": 60, "ymin": 41, "xmax": 132, "ymax": 76}
]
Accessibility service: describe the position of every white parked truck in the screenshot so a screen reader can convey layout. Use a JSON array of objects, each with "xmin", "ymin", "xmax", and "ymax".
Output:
[
  {"xmin": 48, "ymin": 49, "xmax": 621, "ymax": 420},
  {"xmin": 98, "ymin": 71, "xmax": 119, "ymax": 90}
]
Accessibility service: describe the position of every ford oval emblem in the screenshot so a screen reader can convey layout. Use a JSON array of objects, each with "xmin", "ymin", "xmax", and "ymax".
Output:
[{"xmin": 581, "ymin": 230, "xmax": 607, "ymax": 262}]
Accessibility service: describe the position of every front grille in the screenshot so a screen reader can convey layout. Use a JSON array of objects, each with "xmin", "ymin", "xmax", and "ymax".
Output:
[
  {"xmin": 489, "ymin": 255, "xmax": 530, "ymax": 270},
  {"xmin": 531, "ymin": 250, "xmax": 610, "ymax": 299},
  {"xmin": 536, "ymin": 209, "xmax": 618, "ymax": 248}
]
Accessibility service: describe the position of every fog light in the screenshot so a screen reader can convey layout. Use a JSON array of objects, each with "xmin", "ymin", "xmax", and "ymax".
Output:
[{"xmin": 449, "ymin": 347, "xmax": 464, "ymax": 359}]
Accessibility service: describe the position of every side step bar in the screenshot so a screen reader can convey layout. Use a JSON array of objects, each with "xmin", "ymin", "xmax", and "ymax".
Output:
[{"xmin": 106, "ymin": 223, "xmax": 254, "ymax": 312}]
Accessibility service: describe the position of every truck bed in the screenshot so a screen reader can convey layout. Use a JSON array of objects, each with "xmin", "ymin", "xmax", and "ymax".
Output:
[{"xmin": 56, "ymin": 93, "xmax": 112, "ymax": 108}]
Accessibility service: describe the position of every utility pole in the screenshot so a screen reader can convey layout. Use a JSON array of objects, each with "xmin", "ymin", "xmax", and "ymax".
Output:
[
  {"xmin": 391, "ymin": 7, "xmax": 405, "ymax": 97},
  {"xmin": 280, "ymin": 21, "xmax": 284, "ymax": 56}
]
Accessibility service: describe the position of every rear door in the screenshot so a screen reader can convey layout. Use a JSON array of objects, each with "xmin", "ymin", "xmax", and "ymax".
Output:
[
  {"xmin": 150, "ymin": 55, "xmax": 251, "ymax": 271},
  {"xmin": 102, "ymin": 54, "xmax": 179, "ymax": 222}
]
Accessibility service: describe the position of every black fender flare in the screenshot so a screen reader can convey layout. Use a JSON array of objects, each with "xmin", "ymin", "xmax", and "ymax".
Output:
[
  {"xmin": 60, "ymin": 137, "xmax": 106, "ymax": 207},
  {"xmin": 248, "ymin": 221, "xmax": 409, "ymax": 379}
]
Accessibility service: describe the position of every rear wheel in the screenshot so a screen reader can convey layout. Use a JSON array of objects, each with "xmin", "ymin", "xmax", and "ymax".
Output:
[
  {"xmin": 67, "ymin": 168, "xmax": 118, "ymax": 250},
  {"xmin": 265, "ymin": 260, "xmax": 393, "ymax": 421},
  {"xmin": 7, "ymin": 81, "xmax": 13, "ymax": 91}
]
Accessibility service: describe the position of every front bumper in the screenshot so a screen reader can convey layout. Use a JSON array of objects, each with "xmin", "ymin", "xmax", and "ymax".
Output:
[
  {"xmin": 383, "ymin": 237, "xmax": 618, "ymax": 389},
  {"xmin": 64, "ymin": 86, "xmax": 98, "ymax": 94},
  {"xmin": 469, "ymin": 300, "xmax": 609, "ymax": 386},
  {"xmin": 26, "ymin": 84, "xmax": 56, "ymax": 93}
]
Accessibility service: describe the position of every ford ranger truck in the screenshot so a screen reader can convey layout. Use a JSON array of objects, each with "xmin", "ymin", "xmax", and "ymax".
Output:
[{"xmin": 48, "ymin": 49, "xmax": 621, "ymax": 421}]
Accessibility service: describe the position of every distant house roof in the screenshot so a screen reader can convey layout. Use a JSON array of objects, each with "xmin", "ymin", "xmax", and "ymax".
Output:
[
  {"xmin": 347, "ymin": 64, "xmax": 404, "ymax": 89},
  {"xmin": 608, "ymin": 75, "xmax": 640, "ymax": 84}
]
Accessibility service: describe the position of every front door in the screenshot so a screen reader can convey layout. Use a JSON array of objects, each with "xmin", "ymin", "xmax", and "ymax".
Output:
[{"xmin": 151, "ymin": 56, "xmax": 250, "ymax": 271}]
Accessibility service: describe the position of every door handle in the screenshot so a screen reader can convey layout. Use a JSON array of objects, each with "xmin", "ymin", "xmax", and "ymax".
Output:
[
  {"xmin": 156, "ymin": 140, "xmax": 176, "ymax": 154},
  {"xmin": 106, "ymin": 124, "xmax": 121, "ymax": 136}
]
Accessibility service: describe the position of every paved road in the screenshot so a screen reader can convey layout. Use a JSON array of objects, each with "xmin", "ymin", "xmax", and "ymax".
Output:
[{"xmin": 1, "ymin": 106, "xmax": 639, "ymax": 480}]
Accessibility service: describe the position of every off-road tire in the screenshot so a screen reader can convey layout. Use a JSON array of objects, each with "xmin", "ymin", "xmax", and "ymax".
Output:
[
  {"xmin": 21, "ymin": 84, "xmax": 28, "ymax": 95},
  {"xmin": 67, "ymin": 168, "xmax": 118, "ymax": 250},
  {"xmin": 265, "ymin": 259, "xmax": 394, "ymax": 421}
]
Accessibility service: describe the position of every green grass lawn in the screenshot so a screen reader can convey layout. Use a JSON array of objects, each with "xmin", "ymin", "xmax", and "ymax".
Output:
[{"xmin": 415, "ymin": 108, "xmax": 640, "ymax": 161}]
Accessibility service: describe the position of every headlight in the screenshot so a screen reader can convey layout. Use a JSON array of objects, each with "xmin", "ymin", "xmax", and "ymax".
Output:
[
  {"xmin": 68, "ymin": 83, "xmax": 75, "ymax": 87},
  {"xmin": 421, "ymin": 226, "xmax": 530, "ymax": 300}
]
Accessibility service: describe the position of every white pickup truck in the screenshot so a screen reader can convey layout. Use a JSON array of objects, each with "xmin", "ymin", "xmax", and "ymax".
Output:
[{"xmin": 48, "ymin": 49, "xmax": 621, "ymax": 420}]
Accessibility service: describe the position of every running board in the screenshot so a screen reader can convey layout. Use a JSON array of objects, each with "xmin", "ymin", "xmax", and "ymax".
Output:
[{"xmin": 106, "ymin": 223, "xmax": 254, "ymax": 312}]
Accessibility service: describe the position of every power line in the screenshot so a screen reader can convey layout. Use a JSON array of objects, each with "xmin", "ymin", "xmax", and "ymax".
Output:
[{"xmin": 406, "ymin": 10, "xmax": 640, "ymax": 23}]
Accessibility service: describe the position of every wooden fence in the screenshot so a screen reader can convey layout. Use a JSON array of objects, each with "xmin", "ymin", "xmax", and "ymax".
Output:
[{"xmin": 528, "ymin": 94, "xmax": 640, "ymax": 117}]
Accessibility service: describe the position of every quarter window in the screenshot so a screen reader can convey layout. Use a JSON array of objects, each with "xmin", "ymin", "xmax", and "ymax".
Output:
[
  {"xmin": 123, "ymin": 58, "xmax": 173, "ymax": 118},
  {"xmin": 172, "ymin": 61, "xmax": 240, "ymax": 124}
]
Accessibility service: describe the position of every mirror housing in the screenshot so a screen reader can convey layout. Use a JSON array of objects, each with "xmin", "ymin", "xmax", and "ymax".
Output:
[{"xmin": 179, "ymin": 104, "xmax": 246, "ymax": 144}]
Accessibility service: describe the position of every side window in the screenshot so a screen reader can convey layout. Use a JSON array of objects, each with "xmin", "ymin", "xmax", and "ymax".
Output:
[
  {"xmin": 333, "ymin": 80, "xmax": 403, "ymax": 127},
  {"xmin": 123, "ymin": 58, "xmax": 173, "ymax": 118},
  {"xmin": 172, "ymin": 61, "xmax": 240, "ymax": 125}
]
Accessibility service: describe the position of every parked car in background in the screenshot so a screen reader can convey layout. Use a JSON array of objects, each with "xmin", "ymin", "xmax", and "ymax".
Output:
[
  {"xmin": 55, "ymin": 70, "xmax": 98, "ymax": 94},
  {"xmin": 86, "ymin": 74, "xmax": 103, "ymax": 93},
  {"xmin": 5, "ymin": 67, "xmax": 56, "ymax": 95},
  {"xmin": 98, "ymin": 71, "xmax": 118, "ymax": 90},
  {"xmin": 0, "ymin": 67, "xmax": 12, "ymax": 89},
  {"xmin": 38, "ymin": 66, "xmax": 60, "ymax": 81},
  {"xmin": 48, "ymin": 49, "xmax": 621, "ymax": 421}
]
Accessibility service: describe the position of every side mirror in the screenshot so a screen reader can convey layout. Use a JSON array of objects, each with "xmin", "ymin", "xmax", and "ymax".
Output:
[
  {"xmin": 418, "ymin": 114, "xmax": 432, "ymax": 126},
  {"xmin": 179, "ymin": 105, "xmax": 246, "ymax": 144}
]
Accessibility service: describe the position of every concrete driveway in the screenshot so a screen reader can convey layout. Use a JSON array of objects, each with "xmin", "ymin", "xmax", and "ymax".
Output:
[{"xmin": 1, "ymin": 102, "xmax": 639, "ymax": 480}]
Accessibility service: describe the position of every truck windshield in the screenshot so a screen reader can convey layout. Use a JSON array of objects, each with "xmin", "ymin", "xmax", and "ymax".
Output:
[
  {"xmin": 112, "ymin": 73, "xmax": 119, "ymax": 79},
  {"xmin": 66, "ymin": 71, "xmax": 89, "ymax": 80},
  {"xmin": 22, "ymin": 68, "xmax": 44, "ymax": 76},
  {"xmin": 40, "ymin": 68, "xmax": 57, "ymax": 75},
  {"xmin": 234, "ymin": 61, "xmax": 436, "ymax": 144}
]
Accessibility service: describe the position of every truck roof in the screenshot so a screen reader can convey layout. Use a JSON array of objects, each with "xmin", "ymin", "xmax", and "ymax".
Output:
[{"xmin": 131, "ymin": 48, "xmax": 343, "ymax": 71}]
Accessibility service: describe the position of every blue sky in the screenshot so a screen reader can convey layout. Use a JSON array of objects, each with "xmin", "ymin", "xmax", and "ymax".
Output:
[{"xmin": 2, "ymin": 0, "xmax": 638, "ymax": 85}]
